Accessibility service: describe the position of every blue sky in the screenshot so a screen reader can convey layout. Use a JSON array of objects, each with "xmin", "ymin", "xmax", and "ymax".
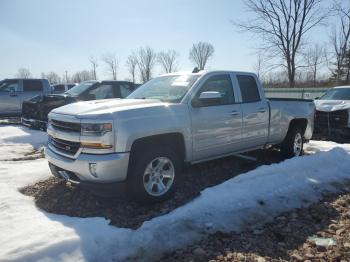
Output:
[{"xmin": 0, "ymin": 0, "xmax": 334, "ymax": 81}]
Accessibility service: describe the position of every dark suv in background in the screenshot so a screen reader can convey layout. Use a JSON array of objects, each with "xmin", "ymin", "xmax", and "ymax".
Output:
[{"xmin": 21, "ymin": 80, "xmax": 137, "ymax": 129}]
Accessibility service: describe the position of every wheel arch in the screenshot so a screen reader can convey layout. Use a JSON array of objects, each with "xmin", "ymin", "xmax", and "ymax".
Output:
[
  {"xmin": 286, "ymin": 118, "xmax": 308, "ymax": 138},
  {"xmin": 129, "ymin": 133, "xmax": 186, "ymax": 163}
]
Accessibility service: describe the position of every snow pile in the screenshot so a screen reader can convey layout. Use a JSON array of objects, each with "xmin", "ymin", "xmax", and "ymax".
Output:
[
  {"xmin": 0, "ymin": 125, "xmax": 47, "ymax": 160},
  {"xmin": 0, "ymin": 131, "xmax": 350, "ymax": 261}
]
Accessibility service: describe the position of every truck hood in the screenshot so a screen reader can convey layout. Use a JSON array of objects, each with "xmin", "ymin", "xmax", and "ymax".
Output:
[
  {"xmin": 51, "ymin": 98, "xmax": 166, "ymax": 118},
  {"xmin": 314, "ymin": 100, "xmax": 350, "ymax": 112}
]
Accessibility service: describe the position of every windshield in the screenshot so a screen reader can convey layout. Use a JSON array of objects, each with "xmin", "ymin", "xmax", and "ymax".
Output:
[
  {"xmin": 65, "ymin": 81, "xmax": 97, "ymax": 96},
  {"xmin": 127, "ymin": 74, "xmax": 200, "ymax": 103},
  {"xmin": 319, "ymin": 88, "xmax": 350, "ymax": 100}
]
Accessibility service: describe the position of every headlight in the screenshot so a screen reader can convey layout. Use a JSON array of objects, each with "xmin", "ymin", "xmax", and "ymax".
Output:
[{"xmin": 81, "ymin": 123, "xmax": 112, "ymax": 136}]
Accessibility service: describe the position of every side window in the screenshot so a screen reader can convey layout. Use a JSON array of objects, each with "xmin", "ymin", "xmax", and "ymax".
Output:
[
  {"xmin": 237, "ymin": 75, "xmax": 260, "ymax": 103},
  {"xmin": 67, "ymin": 84, "xmax": 75, "ymax": 90},
  {"xmin": 0, "ymin": 80, "xmax": 19, "ymax": 92},
  {"xmin": 87, "ymin": 84, "xmax": 114, "ymax": 100},
  {"xmin": 119, "ymin": 83, "xmax": 133, "ymax": 98},
  {"xmin": 193, "ymin": 74, "xmax": 234, "ymax": 107},
  {"xmin": 53, "ymin": 85, "xmax": 64, "ymax": 92},
  {"xmin": 23, "ymin": 80, "xmax": 43, "ymax": 92}
]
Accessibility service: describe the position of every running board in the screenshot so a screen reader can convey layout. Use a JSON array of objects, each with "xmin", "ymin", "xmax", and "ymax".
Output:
[{"xmin": 232, "ymin": 153, "xmax": 257, "ymax": 161}]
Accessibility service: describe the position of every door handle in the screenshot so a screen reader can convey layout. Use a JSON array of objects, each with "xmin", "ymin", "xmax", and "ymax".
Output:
[
  {"xmin": 231, "ymin": 111, "xmax": 239, "ymax": 116},
  {"xmin": 258, "ymin": 108, "xmax": 266, "ymax": 113}
]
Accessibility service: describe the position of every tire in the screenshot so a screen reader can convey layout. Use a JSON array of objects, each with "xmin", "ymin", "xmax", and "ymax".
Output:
[
  {"xmin": 127, "ymin": 146, "xmax": 181, "ymax": 203},
  {"xmin": 281, "ymin": 127, "xmax": 304, "ymax": 158}
]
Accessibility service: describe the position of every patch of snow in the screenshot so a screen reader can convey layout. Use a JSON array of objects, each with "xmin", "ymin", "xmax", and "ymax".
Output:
[
  {"xmin": 0, "ymin": 134, "xmax": 349, "ymax": 261},
  {"xmin": 0, "ymin": 126, "xmax": 47, "ymax": 160},
  {"xmin": 305, "ymin": 140, "xmax": 350, "ymax": 154}
]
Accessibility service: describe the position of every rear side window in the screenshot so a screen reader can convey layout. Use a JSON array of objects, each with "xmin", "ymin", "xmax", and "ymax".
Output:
[
  {"xmin": 119, "ymin": 83, "xmax": 133, "ymax": 98},
  {"xmin": 237, "ymin": 75, "xmax": 260, "ymax": 103},
  {"xmin": 23, "ymin": 80, "xmax": 43, "ymax": 91}
]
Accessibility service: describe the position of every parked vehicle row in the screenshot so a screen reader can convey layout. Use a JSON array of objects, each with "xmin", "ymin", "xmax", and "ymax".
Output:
[
  {"xmin": 45, "ymin": 70, "xmax": 315, "ymax": 202},
  {"xmin": 21, "ymin": 80, "xmax": 137, "ymax": 129}
]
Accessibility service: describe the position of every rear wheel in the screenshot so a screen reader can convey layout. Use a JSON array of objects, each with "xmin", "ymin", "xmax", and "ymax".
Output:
[
  {"xmin": 127, "ymin": 146, "xmax": 180, "ymax": 203},
  {"xmin": 281, "ymin": 127, "xmax": 304, "ymax": 158}
]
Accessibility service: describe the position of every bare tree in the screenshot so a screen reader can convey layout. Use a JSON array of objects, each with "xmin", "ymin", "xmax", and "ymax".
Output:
[
  {"xmin": 71, "ymin": 70, "xmax": 94, "ymax": 83},
  {"xmin": 303, "ymin": 44, "xmax": 326, "ymax": 86},
  {"xmin": 137, "ymin": 46, "xmax": 157, "ymax": 83},
  {"xmin": 41, "ymin": 72, "xmax": 61, "ymax": 84},
  {"xmin": 102, "ymin": 52, "xmax": 118, "ymax": 80},
  {"xmin": 89, "ymin": 56, "xmax": 99, "ymax": 80},
  {"xmin": 236, "ymin": 0, "xmax": 327, "ymax": 88},
  {"xmin": 126, "ymin": 53, "xmax": 138, "ymax": 84},
  {"xmin": 158, "ymin": 50, "xmax": 179, "ymax": 73},
  {"xmin": 189, "ymin": 42, "xmax": 214, "ymax": 70},
  {"xmin": 330, "ymin": 0, "xmax": 350, "ymax": 84},
  {"xmin": 16, "ymin": 68, "xmax": 32, "ymax": 78},
  {"xmin": 253, "ymin": 52, "xmax": 265, "ymax": 79}
]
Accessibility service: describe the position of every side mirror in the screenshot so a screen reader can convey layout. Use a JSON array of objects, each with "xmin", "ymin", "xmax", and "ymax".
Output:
[
  {"xmin": 314, "ymin": 97, "xmax": 319, "ymax": 100},
  {"xmin": 199, "ymin": 91, "xmax": 222, "ymax": 100},
  {"xmin": 192, "ymin": 91, "xmax": 222, "ymax": 107}
]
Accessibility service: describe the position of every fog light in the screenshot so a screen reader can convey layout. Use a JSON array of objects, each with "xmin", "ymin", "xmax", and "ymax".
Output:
[{"xmin": 89, "ymin": 163, "xmax": 98, "ymax": 178}]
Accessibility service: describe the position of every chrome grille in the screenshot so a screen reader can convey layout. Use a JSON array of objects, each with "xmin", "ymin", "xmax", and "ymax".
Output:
[
  {"xmin": 315, "ymin": 110, "xmax": 349, "ymax": 128},
  {"xmin": 49, "ymin": 136, "xmax": 80, "ymax": 156},
  {"xmin": 51, "ymin": 119, "xmax": 81, "ymax": 132}
]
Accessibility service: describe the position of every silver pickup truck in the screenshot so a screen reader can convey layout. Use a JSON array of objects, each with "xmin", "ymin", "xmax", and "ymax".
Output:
[
  {"xmin": 0, "ymin": 78, "xmax": 51, "ymax": 116},
  {"xmin": 45, "ymin": 70, "xmax": 315, "ymax": 202}
]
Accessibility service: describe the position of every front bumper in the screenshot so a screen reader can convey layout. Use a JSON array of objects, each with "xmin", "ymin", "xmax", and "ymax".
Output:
[
  {"xmin": 45, "ymin": 146, "xmax": 130, "ymax": 183},
  {"xmin": 313, "ymin": 125, "xmax": 350, "ymax": 140},
  {"xmin": 21, "ymin": 117, "xmax": 47, "ymax": 130}
]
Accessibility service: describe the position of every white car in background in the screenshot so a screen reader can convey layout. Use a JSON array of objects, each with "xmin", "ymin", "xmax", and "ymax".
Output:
[{"xmin": 314, "ymin": 86, "xmax": 350, "ymax": 139}]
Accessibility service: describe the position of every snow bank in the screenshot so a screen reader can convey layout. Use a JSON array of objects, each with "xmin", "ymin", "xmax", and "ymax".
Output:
[
  {"xmin": 0, "ymin": 126, "xmax": 47, "ymax": 160},
  {"xmin": 0, "ymin": 135, "xmax": 350, "ymax": 261}
]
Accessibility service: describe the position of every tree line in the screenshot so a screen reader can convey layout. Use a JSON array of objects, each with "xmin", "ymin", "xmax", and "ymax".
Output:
[
  {"xmin": 15, "ymin": 42, "xmax": 214, "ymax": 84},
  {"xmin": 238, "ymin": 0, "xmax": 350, "ymax": 88},
  {"xmin": 15, "ymin": 0, "xmax": 350, "ymax": 88}
]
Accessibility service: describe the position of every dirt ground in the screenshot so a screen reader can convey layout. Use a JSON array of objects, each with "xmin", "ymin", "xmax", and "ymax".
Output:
[{"xmin": 160, "ymin": 191, "xmax": 350, "ymax": 262}]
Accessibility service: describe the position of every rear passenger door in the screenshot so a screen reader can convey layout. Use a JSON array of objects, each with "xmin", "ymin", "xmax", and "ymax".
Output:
[
  {"xmin": 235, "ymin": 74, "xmax": 269, "ymax": 149},
  {"xmin": 22, "ymin": 80, "xmax": 44, "ymax": 104}
]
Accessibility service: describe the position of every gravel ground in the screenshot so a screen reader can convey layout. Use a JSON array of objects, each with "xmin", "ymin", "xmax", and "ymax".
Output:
[
  {"xmin": 21, "ymin": 149, "xmax": 284, "ymax": 229},
  {"xmin": 8, "ymin": 148, "xmax": 44, "ymax": 161},
  {"xmin": 160, "ymin": 189, "xmax": 350, "ymax": 262}
]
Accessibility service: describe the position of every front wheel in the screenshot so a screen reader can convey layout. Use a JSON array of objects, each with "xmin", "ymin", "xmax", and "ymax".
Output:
[
  {"xmin": 127, "ymin": 146, "xmax": 180, "ymax": 203},
  {"xmin": 281, "ymin": 127, "xmax": 304, "ymax": 158}
]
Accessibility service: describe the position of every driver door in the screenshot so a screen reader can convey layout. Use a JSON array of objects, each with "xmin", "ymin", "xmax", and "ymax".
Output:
[{"xmin": 190, "ymin": 74, "xmax": 243, "ymax": 161}]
